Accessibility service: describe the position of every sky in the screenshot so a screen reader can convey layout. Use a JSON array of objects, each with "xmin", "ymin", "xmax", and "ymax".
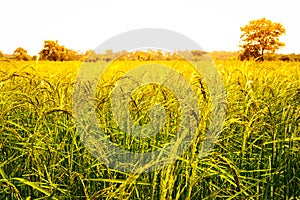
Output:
[{"xmin": 1, "ymin": 0, "xmax": 299, "ymax": 56}]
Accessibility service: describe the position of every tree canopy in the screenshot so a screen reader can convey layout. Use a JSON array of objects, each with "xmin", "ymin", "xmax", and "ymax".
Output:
[
  {"xmin": 39, "ymin": 40, "xmax": 78, "ymax": 61},
  {"xmin": 14, "ymin": 47, "xmax": 31, "ymax": 61},
  {"xmin": 239, "ymin": 18, "xmax": 286, "ymax": 61}
]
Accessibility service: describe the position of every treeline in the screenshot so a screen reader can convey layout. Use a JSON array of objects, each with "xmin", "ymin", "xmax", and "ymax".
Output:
[
  {"xmin": 0, "ymin": 40, "xmax": 82, "ymax": 62},
  {"xmin": 211, "ymin": 51, "xmax": 300, "ymax": 61},
  {"xmin": 0, "ymin": 41, "xmax": 211, "ymax": 62},
  {"xmin": 262, "ymin": 53, "xmax": 300, "ymax": 62},
  {"xmin": 1, "ymin": 40, "xmax": 300, "ymax": 62},
  {"xmin": 0, "ymin": 40, "xmax": 209, "ymax": 62},
  {"xmin": 84, "ymin": 49, "xmax": 210, "ymax": 62}
]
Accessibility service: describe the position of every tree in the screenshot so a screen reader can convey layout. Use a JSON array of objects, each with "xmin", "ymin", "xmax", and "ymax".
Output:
[
  {"xmin": 239, "ymin": 18, "xmax": 286, "ymax": 61},
  {"xmin": 0, "ymin": 50, "xmax": 3, "ymax": 58},
  {"xmin": 104, "ymin": 49, "xmax": 114, "ymax": 61},
  {"xmin": 39, "ymin": 40, "xmax": 77, "ymax": 61},
  {"xmin": 84, "ymin": 50, "xmax": 99, "ymax": 62},
  {"xmin": 14, "ymin": 47, "xmax": 31, "ymax": 61},
  {"xmin": 191, "ymin": 50, "xmax": 207, "ymax": 61}
]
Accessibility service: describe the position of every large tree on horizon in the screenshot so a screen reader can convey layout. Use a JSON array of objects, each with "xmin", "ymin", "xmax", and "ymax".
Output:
[{"xmin": 239, "ymin": 18, "xmax": 286, "ymax": 61}]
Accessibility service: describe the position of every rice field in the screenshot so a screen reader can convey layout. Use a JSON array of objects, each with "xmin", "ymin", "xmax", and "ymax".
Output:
[{"xmin": 0, "ymin": 59, "xmax": 299, "ymax": 199}]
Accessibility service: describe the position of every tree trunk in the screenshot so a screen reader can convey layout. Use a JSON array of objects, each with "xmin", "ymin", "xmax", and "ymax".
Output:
[{"xmin": 261, "ymin": 48, "xmax": 264, "ymax": 61}]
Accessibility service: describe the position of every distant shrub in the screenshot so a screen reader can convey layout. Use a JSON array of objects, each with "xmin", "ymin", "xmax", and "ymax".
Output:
[{"xmin": 14, "ymin": 47, "xmax": 31, "ymax": 61}]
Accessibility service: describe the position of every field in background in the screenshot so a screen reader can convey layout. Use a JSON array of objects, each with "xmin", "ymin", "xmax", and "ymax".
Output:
[{"xmin": 0, "ymin": 59, "xmax": 299, "ymax": 199}]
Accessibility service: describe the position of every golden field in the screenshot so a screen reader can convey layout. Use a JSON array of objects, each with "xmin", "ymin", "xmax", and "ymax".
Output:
[{"xmin": 0, "ymin": 59, "xmax": 299, "ymax": 199}]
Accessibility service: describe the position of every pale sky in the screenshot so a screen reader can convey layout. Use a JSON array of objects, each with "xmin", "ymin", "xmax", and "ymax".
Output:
[{"xmin": 1, "ymin": 0, "xmax": 299, "ymax": 56}]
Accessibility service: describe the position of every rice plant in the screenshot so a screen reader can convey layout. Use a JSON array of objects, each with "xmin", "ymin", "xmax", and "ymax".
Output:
[{"xmin": 0, "ymin": 59, "xmax": 299, "ymax": 199}]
